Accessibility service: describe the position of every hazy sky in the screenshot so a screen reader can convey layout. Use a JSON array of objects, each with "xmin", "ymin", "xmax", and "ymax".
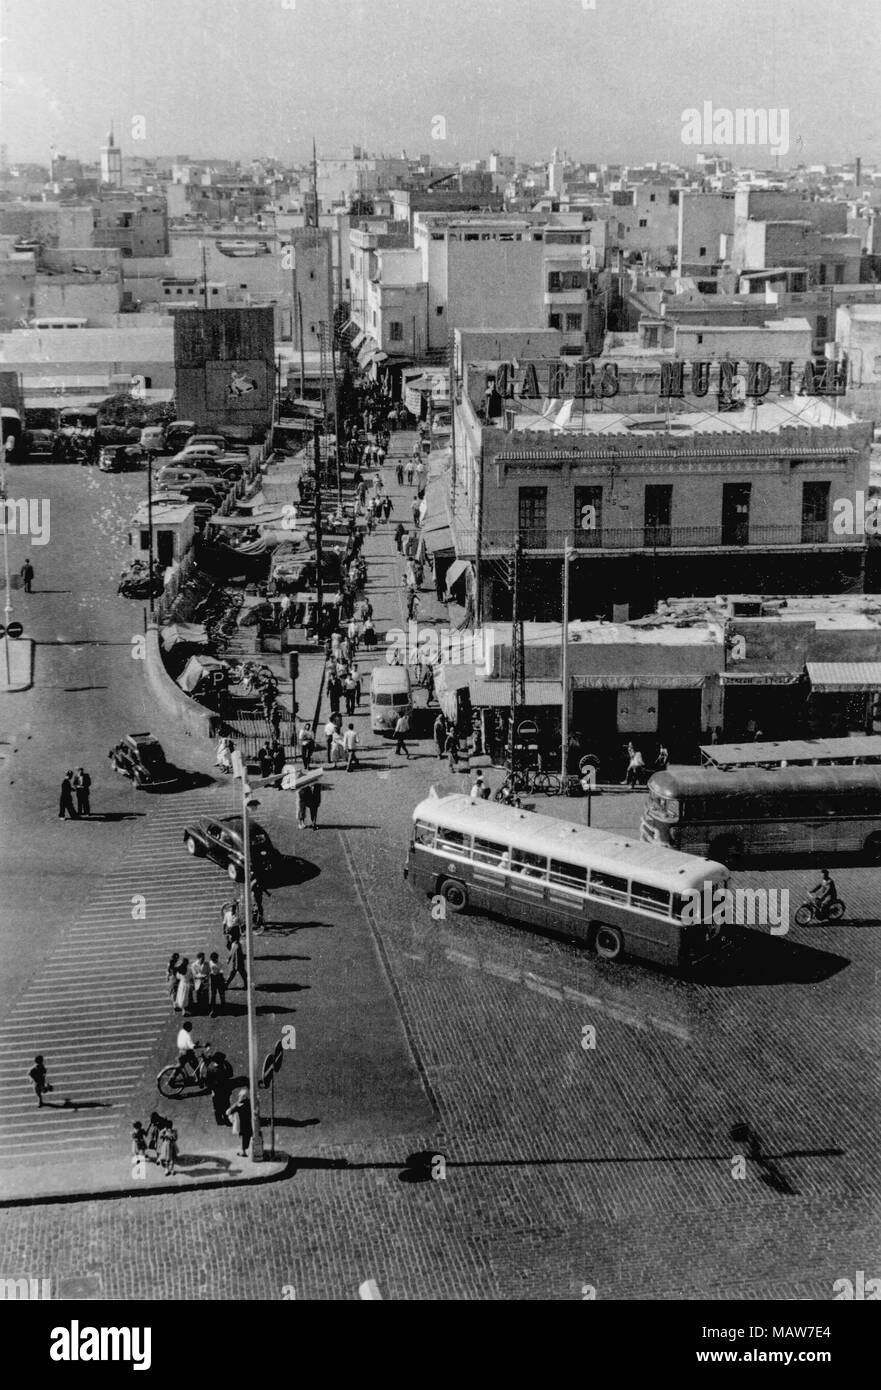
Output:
[{"xmin": 1, "ymin": 0, "xmax": 879, "ymax": 167}]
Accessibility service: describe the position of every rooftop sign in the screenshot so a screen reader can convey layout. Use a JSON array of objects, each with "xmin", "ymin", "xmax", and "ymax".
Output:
[{"xmin": 491, "ymin": 357, "xmax": 848, "ymax": 406}]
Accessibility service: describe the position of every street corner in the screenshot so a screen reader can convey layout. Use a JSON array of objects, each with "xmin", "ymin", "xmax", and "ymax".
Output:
[{"xmin": 0, "ymin": 1146, "xmax": 291, "ymax": 1207}]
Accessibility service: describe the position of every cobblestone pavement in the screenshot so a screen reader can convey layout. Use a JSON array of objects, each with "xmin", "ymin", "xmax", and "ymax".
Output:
[{"xmin": 1, "ymin": 442, "xmax": 879, "ymax": 1298}]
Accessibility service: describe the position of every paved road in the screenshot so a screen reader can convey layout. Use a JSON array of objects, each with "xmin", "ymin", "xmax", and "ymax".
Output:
[{"xmin": 1, "ymin": 446, "xmax": 879, "ymax": 1298}]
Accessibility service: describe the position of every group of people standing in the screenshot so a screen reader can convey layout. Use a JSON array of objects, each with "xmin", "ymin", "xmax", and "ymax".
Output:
[{"xmin": 58, "ymin": 768, "xmax": 92, "ymax": 819}]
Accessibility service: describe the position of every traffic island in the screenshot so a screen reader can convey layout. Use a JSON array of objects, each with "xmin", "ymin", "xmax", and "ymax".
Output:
[{"xmin": 0, "ymin": 1148, "xmax": 290, "ymax": 1207}]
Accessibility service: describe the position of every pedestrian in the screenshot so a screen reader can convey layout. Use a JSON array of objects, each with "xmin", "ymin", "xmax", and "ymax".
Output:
[
  {"xmin": 166, "ymin": 952, "xmax": 181, "ymax": 1007},
  {"xmin": 445, "ymin": 728, "xmax": 459, "ymax": 772},
  {"xmin": 327, "ymin": 672, "xmax": 342, "ymax": 716},
  {"xmin": 382, "ymin": 495, "xmax": 392, "ymax": 522},
  {"xmin": 434, "ymin": 712, "xmax": 447, "ymax": 758},
  {"xmin": 270, "ymin": 738, "xmax": 285, "ymax": 775},
  {"xmin": 158, "ymin": 1122, "xmax": 178, "ymax": 1175},
  {"xmin": 396, "ymin": 460, "xmax": 404, "ymax": 486},
  {"xmin": 412, "ymin": 497, "xmax": 421, "ymax": 527},
  {"xmin": 295, "ymin": 783, "xmax": 308, "ymax": 829},
  {"xmin": 344, "ymin": 722, "xmax": 359, "ymax": 771},
  {"xmin": 144, "ymin": 1112, "xmax": 164, "ymax": 1163},
  {"xmin": 407, "ymin": 590, "xmax": 420, "ymax": 621},
  {"xmin": 27, "ymin": 1054, "xmax": 51, "ymax": 1107},
  {"xmin": 215, "ymin": 737, "xmax": 234, "ymax": 775},
  {"xmin": 359, "ymin": 597, "xmax": 373, "ymax": 623},
  {"xmin": 347, "ymin": 617, "xmax": 359, "ymax": 651},
  {"xmin": 324, "ymin": 717, "xmax": 337, "ymax": 765},
  {"xmin": 298, "ymin": 720, "xmax": 315, "ymax": 770},
  {"xmin": 208, "ymin": 951, "xmax": 226, "ymax": 1017},
  {"xmin": 305, "ymin": 779, "xmax": 321, "ymax": 830},
  {"xmin": 191, "ymin": 952, "xmax": 209, "ymax": 1015},
  {"xmin": 393, "ymin": 711, "xmax": 410, "ymax": 758},
  {"xmin": 226, "ymin": 938, "xmax": 247, "ymax": 990},
  {"xmin": 394, "ymin": 522, "xmax": 405, "ymax": 553},
  {"xmin": 58, "ymin": 771, "xmax": 78, "ymax": 820},
  {"xmin": 72, "ymin": 767, "xmax": 91, "ymax": 817},
  {"xmin": 205, "ymin": 1050, "xmax": 234, "ymax": 1126},
  {"xmin": 258, "ymin": 742, "xmax": 273, "ymax": 777},
  {"xmin": 362, "ymin": 618, "xmax": 376, "ymax": 650},
  {"xmin": 405, "ymin": 459, "xmax": 414, "ymax": 486},
  {"xmin": 270, "ymin": 701, "xmax": 283, "ymax": 741},
  {"xmin": 470, "ymin": 771, "xmax": 487, "ymax": 801},
  {"xmin": 344, "ymin": 671, "xmax": 357, "ymax": 715},
  {"xmin": 174, "ymin": 957, "xmax": 191, "ymax": 1013},
  {"xmin": 226, "ymin": 1087, "xmax": 253, "ymax": 1158},
  {"xmin": 222, "ymin": 901, "xmax": 241, "ymax": 949},
  {"xmin": 20, "ymin": 558, "xmax": 34, "ymax": 593},
  {"xmin": 131, "ymin": 1120, "xmax": 147, "ymax": 1160}
]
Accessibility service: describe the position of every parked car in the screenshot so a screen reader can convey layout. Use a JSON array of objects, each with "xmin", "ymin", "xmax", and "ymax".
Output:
[
  {"xmin": 98, "ymin": 443, "xmax": 142, "ymax": 472},
  {"xmin": 109, "ymin": 733, "xmax": 178, "ymax": 789},
  {"xmin": 164, "ymin": 420, "xmax": 197, "ymax": 453},
  {"xmin": 156, "ymin": 464, "xmax": 216, "ymax": 490},
  {"xmin": 173, "ymin": 481, "xmax": 229, "ymax": 506},
  {"xmin": 140, "ymin": 425, "xmax": 166, "ymax": 454},
  {"xmin": 182, "ymin": 814, "xmax": 276, "ymax": 881},
  {"xmin": 186, "ymin": 434, "xmax": 228, "ymax": 452},
  {"xmin": 191, "ymin": 455, "xmax": 245, "ymax": 482},
  {"xmin": 173, "ymin": 444, "xmax": 225, "ymax": 463}
]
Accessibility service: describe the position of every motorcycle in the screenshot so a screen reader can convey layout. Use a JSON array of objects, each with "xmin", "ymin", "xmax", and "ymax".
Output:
[{"xmin": 793, "ymin": 896, "xmax": 846, "ymax": 926}]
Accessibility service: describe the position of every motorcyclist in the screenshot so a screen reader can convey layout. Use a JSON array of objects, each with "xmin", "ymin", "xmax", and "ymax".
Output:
[{"xmin": 809, "ymin": 869, "xmax": 838, "ymax": 920}]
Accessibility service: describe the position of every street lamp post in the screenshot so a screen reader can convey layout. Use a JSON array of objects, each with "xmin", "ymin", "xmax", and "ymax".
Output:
[
  {"xmin": 0, "ymin": 413, "xmax": 12, "ymax": 685},
  {"xmin": 232, "ymin": 752, "xmax": 264, "ymax": 1162},
  {"xmin": 147, "ymin": 452, "xmax": 155, "ymax": 618},
  {"xmin": 561, "ymin": 537, "xmax": 572, "ymax": 781}
]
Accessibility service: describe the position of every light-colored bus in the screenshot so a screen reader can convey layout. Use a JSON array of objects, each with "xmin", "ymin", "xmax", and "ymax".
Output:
[
  {"xmin": 642, "ymin": 764, "xmax": 881, "ymax": 862},
  {"xmin": 370, "ymin": 665, "xmax": 412, "ymax": 735},
  {"xmin": 406, "ymin": 792, "xmax": 731, "ymax": 969}
]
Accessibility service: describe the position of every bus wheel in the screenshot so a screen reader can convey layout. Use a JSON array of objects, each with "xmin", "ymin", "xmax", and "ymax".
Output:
[
  {"xmin": 865, "ymin": 833, "xmax": 881, "ymax": 863},
  {"xmin": 594, "ymin": 925, "xmax": 624, "ymax": 961},
  {"xmin": 440, "ymin": 879, "xmax": 468, "ymax": 913},
  {"xmin": 709, "ymin": 836, "xmax": 742, "ymax": 863}
]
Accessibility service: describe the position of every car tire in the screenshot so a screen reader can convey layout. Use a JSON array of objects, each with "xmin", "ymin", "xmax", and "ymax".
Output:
[
  {"xmin": 227, "ymin": 861, "xmax": 242, "ymax": 882},
  {"xmin": 594, "ymin": 924, "xmax": 624, "ymax": 961},
  {"xmin": 185, "ymin": 836, "xmax": 201, "ymax": 857},
  {"xmin": 440, "ymin": 879, "xmax": 467, "ymax": 912}
]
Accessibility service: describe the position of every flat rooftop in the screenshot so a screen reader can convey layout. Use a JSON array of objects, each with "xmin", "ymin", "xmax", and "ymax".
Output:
[{"xmin": 505, "ymin": 398, "xmax": 860, "ymax": 437}]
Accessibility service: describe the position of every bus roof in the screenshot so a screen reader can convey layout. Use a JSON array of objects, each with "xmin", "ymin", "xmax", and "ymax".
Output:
[
  {"xmin": 701, "ymin": 735, "xmax": 881, "ymax": 767},
  {"xmin": 651, "ymin": 764, "xmax": 881, "ymax": 796},
  {"xmin": 412, "ymin": 792, "xmax": 725, "ymax": 890}
]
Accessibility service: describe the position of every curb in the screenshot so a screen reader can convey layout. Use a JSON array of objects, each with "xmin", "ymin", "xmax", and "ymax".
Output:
[
  {"xmin": 0, "ymin": 1153, "xmax": 294, "ymax": 1210},
  {"xmin": 0, "ymin": 636, "xmax": 34, "ymax": 693}
]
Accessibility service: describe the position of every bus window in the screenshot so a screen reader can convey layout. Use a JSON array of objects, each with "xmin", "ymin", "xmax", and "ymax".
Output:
[
  {"xmin": 511, "ymin": 848, "xmax": 548, "ymax": 880},
  {"xmin": 414, "ymin": 821, "xmax": 436, "ymax": 847},
  {"xmin": 630, "ymin": 881, "xmax": 672, "ymax": 916},
  {"xmin": 589, "ymin": 870, "xmax": 628, "ymax": 902},
  {"xmin": 437, "ymin": 827, "xmax": 471, "ymax": 855},
  {"xmin": 549, "ymin": 859, "xmax": 588, "ymax": 890},
  {"xmin": 473, "ymin": 837, "xmax": 507, "ymax": 866}
]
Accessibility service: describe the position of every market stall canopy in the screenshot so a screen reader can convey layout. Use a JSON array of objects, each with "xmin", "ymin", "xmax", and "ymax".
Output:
[
  {"xmin": 160, "ymin": 623, "xmax": 208, "ymax": 651},
  {"xmin": 701, "ymin": 735, "xmax": 881, "ymax": 768},
  {"xmin": 806, "ymin": 662, "xmax": 881, "ymax": 693},
  {"xmin": 444, "ymin": 559, "xmax": 470, "ymax": 590},
  {"xmin": 177, "ymin": 655, "xmax": 227, "ymax": 694}
]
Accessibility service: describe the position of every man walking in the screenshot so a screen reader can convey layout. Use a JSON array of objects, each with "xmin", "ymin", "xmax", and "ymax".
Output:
[
  {"xmin": 324, "ymin": 716, "xmax": 338, "ymax": 765},
  {"xmin": 208, "ymin": 952, "xmax": 226, "ymax": 1017},
  {"xmin": 305, "ymin": 779, "xmax": 322, "ymax": 830},
  {"xmin": 191, "ymin": 952, "xmax": 210, "ymax": 1015},
  {"xmin": 72, "ymin": 767, "xmax": 91, "ymax": 817},
  {"xmin": 434, "ymin": 712, "xmax": 447, "ymax": 759},
  {"xmin": 394, "ymin": 522, "xmax": 405, "ymax": 554},
  {"xmin": 28, "ymin": 1054, "xmax": 51, "ymax": 1107},
  {"xmin": 20, "ymin": 558, "xmax": 34, "ymax": 593},
  {"xmin": 298, "ymin": 720, "xmax": 315, "ymax": 770},
  {"xmin": 226, "ymin": 937, "xmax": 248, "ymax": 990},
  {"xmin": 407, "ymin": 589, "xmax": 420, "ymax": 622},
  {"xmin": 393, "ymin": 711, "xmax": 410, "ymax": 758},
  {"xmin": 58, "ymin": 771, "xmax": 78, "ymax": 820},
  {"xmin": 411, "ymin": 497, "xmax": 421, "ymax": 528},
  {"xmin": 343, "ymin": 723, "xmax": 359, "ymax": 772}
]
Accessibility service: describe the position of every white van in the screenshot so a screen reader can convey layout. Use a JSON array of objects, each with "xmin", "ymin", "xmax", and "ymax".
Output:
[{"xmin": 370, "ymin": 665, "xmax": 412, "ymax": 735}]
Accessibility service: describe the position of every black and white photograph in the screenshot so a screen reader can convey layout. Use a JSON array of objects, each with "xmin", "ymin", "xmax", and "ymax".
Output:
[{"xmin": 0, "ymin": 0, "xmax": 879, "ymax": 1339}]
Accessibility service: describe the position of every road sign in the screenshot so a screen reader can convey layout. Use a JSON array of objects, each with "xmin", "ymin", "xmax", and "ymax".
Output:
[
  {"xmin": 5, "ymin": 621, "xmax": 23, "ymax": 639},
  {"xmin": 517, "ymin": 720, "xmax": 538, "ymax": 737},
  {"xmin": 261, "ymin": 1052, "xmax": 275, "ymax": 1089},
  {"xmin": 273, "ymin": 1040, "xmax": 284, "ymax": 1073}
]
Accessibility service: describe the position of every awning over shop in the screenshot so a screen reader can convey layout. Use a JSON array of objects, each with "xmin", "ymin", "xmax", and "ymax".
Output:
[
  {"xmin": 471, "ymin": 680, "xmax": 563, "ymax": 708},
  {"xmin": 571, "ymin": 673, "xmax": 707, "ymax": 691},
  {"xmin": 701, "ymin": 735, "xmax": 881, "ymax": 768},
  {"xmin": 807, "ymin": 662, "xmax": 881, "ymax": 693},
  {"xmin": 177, "ymin": 655, "xmax": 226, "ymax": 694},
  {"xmin": 444, "ymin": 559, "xmax": 470, "ymax": 590},
  {"xmin": 719, "ymin": 671, "xmax": 802, "ymax": 686},
  {"xmin": 350, "ymin": 329, "xmax": 367, "ymax": 351}
]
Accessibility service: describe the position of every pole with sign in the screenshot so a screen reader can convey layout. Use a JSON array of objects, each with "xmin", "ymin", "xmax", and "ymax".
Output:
[
  {"xmin": 261, "ymin": 1040, "xmax": 285, "ymax": 1160},
  {"xmin": 231, "ymin": 750, "xmax": 263, "ymax": 1162}
]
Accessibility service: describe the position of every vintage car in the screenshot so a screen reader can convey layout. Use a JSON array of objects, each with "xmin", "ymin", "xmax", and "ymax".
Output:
[
  {"xmin": 109, "ymin": 733, "xmax": 178, "ymax": 789},
  {"xmin": 98, "ymin": 443, "xmax": 142, "ymax": 472},
  {"xmin": 182, "ymin": 814, "xmax": 276, "ymax": 881}
]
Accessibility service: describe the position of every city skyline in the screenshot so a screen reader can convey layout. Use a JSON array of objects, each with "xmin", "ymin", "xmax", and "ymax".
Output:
[{"xmin": 1, "ymin": 0, "xmax": 879, "ymax": 168}]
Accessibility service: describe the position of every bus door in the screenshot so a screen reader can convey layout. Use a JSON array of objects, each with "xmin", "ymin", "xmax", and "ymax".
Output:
[
  {"xmin": 505, "ymin": 847, "xmax": 549, "ymax": 928},
  {"xmin": 470, "ymin": 836, "xmax": 513, "ymax": 914}
]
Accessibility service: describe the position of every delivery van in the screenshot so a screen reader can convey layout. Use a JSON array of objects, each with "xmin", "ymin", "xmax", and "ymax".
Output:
[{"xmin": 370, "ymin": 665, "xmax": 412, "ymax": 735}]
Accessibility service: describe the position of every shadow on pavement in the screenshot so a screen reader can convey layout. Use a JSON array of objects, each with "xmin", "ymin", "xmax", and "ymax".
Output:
[
  {"xmin": 696, "ymin": 933, "xmax": 850, "ymax": 986},
  {"xmin": 270, "ymin": 855, "xmax": 321, "ymax": 888}
]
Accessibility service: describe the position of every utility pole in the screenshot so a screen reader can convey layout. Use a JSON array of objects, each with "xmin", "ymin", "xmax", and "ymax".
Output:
[
  {"xmin": 147, "ymin": 452, "xmax": 155, "ymax": 617},
  {"xmin": 508, "ymin": 536, "xmax": 524, "ymax": 777},
  {"xmin": 0, "ymin": 412, "xmax": 11, "ymax": 685},
  {"xmin": 560, "ymin": 537, "xmax": 571, "ymax": 778},
  {"xmin": 313, "ymin": 420, "xmax": 323, "ymax": 615},
  {"xmin": 298, "ymin": 294, "xmax": 306, "ymax": 399},
  {"xmin": 201, "ymin": 242, "xmax": 209, "ymax": 309},
  {"xmin": 311, "ymin": 137, "xmax": 319, "ymax": 229},
  {"xmin": 331, "ymin": 330, "xmax": 343, "ymax": 513},
  {"xmin": 231, "ymin": 752, "xmax": 263, "ymax": 1162},
  {"xmin": 449, "ymin": 331, "xmax": 457, "ymax": 508}
]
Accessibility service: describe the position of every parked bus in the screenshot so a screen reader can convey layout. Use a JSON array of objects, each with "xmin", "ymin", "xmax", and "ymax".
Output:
[
  {"xmin": 406, "ymin": 792, "xmax": 731, "ymax": 969},
  {"xmin": 370, "ymin": 665, "xmax": 412, "ymax": 735},
  {"xmin": 642, "ymin": 764, "xmax": 881, "ymax": 862}
]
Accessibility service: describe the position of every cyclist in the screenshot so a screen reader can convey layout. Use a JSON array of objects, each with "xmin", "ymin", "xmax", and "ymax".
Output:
[
  {"xmin": 176, "ymin": 1021, "xmax": 202, "ymax": 1081},
  {"xmin": 809, "ymin": 869, "xmax": 839, "ymax": 921}
]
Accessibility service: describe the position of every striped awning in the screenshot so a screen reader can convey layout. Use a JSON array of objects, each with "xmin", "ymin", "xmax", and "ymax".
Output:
[
  {"xmin": 720, "ymin": 671, "xmax": 802, "ymax": 686},
  {"xmin": 807, "ymin": 662, "xmax": 881, "ymax": 693},
  {"xmin": 571, "ymin": 673, "xmax": 706, "ymax": 691},
  {"xmin": 471, "ymin": 680, "xmax": 563, "ymax": 707}
]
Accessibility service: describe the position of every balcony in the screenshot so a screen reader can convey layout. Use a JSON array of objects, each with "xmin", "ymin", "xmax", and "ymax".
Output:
[{"xmin": 470, "ymin": 524, "xmax": 863, "ymax": 555}]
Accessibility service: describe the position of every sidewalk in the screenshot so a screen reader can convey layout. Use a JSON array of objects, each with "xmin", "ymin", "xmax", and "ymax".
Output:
[{"xmin": 0, "ymin": 635, "xmax": 33, "ymax": 692}]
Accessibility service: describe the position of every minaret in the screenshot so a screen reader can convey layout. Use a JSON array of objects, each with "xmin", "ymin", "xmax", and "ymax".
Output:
[{"xmin": 100, "ymin": 125, "xmax": 123, "ymax": 188}]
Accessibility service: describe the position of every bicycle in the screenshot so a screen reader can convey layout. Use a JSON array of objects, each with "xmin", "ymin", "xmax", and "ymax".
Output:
[
  {"xmin": 157, "ymin": 1045, "xmax": 211, "ymax": 1099},
  {"xmin": 529, "ymin": 770, "xmax": 562, "ymax": 795},
  {"xmin": 793, "ymin": 896, "xmax": 846, "ymax": 927}
]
